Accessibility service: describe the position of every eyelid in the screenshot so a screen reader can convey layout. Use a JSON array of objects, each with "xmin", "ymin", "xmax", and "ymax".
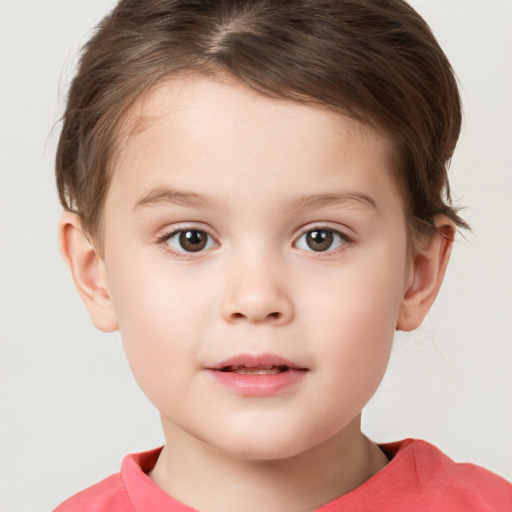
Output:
[
  {"xmin": 293, "ymin": 222, "xmax": 351, "ymax": 239},
  {"xmin": 293, "ymin": 224, "xmax": 352, "ymax": 253},
  {"xmin": 156, "ymin": 222, "xmax": 352, "ymax": 258},
  {"xmin": 157, "ymin": 221, "xmax": 218, "ymax": 240},
  {"xmin": 157, "ymin": 223, "xmax": 220, "ymax": 258}
]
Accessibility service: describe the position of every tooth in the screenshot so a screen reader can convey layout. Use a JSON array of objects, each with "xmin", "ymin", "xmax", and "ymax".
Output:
[
  {"xmin": 233, "ymin": 366, "xmax": 282, "ymax": 375},
  {"xmin": 219, "ymin": 364, "xmax": 293, "ymax": 374}
]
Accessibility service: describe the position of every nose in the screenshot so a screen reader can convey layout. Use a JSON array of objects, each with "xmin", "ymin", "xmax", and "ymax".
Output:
[{"xmin": 220, "ymin": 254, "xmax": 294, "ymax": 325}]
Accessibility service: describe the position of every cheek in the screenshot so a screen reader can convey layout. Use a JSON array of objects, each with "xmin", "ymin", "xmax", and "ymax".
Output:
[
  {"xmin": 318, "ymin": 294, "xmax": 395, "ymax": 393},
  {"xmin": 302, "ymin": 251, "xmax": 406, "ymax": 392},
  {"xmin": 106, "ymin": 258, "xmax": 208, "ymax": 404}
]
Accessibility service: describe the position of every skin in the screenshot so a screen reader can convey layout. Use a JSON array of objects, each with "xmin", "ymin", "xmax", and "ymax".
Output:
[{"xmin": 60, "ymin": 76, "xmax": 454, "ymax": 512}]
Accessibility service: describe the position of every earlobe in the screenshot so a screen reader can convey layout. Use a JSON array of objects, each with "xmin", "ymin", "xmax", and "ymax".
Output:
[
  {"xmin": 58, "ymin": 212, "xmax": 118, "ymax": 333},
  {"xmin": 397, "ymin": 219, "xmax": 455, "ymax": 332}
]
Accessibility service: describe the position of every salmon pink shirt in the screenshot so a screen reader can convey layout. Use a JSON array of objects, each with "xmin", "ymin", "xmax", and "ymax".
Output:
[{"xmin": 54, "ymin": 439, "xmax": 512, "ymax": 511}]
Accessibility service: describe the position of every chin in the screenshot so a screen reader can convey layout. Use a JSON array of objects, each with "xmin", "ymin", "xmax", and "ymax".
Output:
[
  {"xmin": 222, "ymin": 440, "xmax": 307, "ymax": 462},
  {"xmin": 206, "ymin": 423, "xmax": 326, "ymax": 462}
]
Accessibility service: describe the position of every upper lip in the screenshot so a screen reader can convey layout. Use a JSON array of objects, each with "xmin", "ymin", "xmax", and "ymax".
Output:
[{"xmin": 207, "ymin": 353, "xmax": 308, "ymax": 371}]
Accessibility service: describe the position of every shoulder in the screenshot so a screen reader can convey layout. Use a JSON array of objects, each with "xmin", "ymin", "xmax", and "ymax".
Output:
[
  {"xmin": 53, "ymin": 472, "xmax": 133, "ymax": 512},
  {"xmin": 381, "ymin": 438, "xmax": 512, "ymax": 511},
  {"xmin": 52, "ymin": 447, "xmax": 164, "ymax": 512}
]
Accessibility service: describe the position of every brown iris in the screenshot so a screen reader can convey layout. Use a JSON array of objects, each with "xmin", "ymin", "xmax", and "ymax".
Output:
[
  {"xmin": 306, "ymin": 230, "xmax": 333, "ymax": 252},
  {"xmin": 179, "ymin": 230, "xmax": 208, "ymax": 252}
]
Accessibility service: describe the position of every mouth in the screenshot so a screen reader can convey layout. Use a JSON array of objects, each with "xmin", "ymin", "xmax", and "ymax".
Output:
[
  {"xmin": 219, "ymin": 364, "xmax": 292, "ymax": 375},
  {"xmin": 206, "ymin": 353, "xmax": 308, "ymax": 396},
  {"xmin": 208, "ymin": 353, "xmax": 308, "ymax": 374}
]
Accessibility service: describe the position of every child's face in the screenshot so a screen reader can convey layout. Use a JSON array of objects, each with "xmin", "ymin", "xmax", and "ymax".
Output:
[{"xmin": 99, "ymin": 76, "xmax": 412, "ymax": 459}]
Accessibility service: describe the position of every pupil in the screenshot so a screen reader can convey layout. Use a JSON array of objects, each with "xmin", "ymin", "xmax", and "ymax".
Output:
[
  {"xmin": 179, "ymin": 230, "xmax": 207, "ymax": 252},
  {"xmin": 307, "ymin": 230, "xmax": 333, "ymax": 252}
]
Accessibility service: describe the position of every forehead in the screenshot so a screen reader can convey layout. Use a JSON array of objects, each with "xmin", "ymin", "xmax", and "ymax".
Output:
[
  {"xmin": 118, "ymin": 74, "xmax": 389, "ymax": 160},
  {"xmin": 108, "ymin": 75, "xmax": 402, "ymax": 216}
]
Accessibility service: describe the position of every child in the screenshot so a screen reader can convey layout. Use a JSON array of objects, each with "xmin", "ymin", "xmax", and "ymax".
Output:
[{"xmin": 54, "ymin": 0, "xmax": 512, "ymax": 510}]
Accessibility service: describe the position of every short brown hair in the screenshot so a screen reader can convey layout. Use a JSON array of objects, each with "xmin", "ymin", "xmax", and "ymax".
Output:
[{"xmin": 56, "ymin": 0, "xmax": 468, "ymax": 246}]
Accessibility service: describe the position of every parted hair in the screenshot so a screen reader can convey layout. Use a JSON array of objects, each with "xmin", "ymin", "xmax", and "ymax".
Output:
[{"xmin": 56, "ymin": 0, "xmax": 467, "ymax": 246}]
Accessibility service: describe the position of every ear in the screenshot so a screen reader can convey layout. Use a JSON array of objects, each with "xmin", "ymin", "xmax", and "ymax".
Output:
[
  {"xmin": 58, "ymin": 212, "xmax": 118, "ymax": 332},
  {"xmin": 397, "ymin": 218, "xmax": 455, "ymax": 331}
]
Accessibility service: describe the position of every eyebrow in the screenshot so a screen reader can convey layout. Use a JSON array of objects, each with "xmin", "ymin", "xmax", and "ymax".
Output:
[
  {"xmin": 134, "ymin": 187, "xmax": 217, "ymax": 210},
  {"xmin": 134, "ymin": 187, "xmax": 378, "ymax": 212},
  {"xmin": 284, "ymin": 191, "xmax": 378, "ymax": 212}
]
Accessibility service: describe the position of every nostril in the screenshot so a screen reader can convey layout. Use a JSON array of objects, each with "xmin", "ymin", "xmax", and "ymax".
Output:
[{"xmin": 229, "ymin": 311, "xmax": 282, "ymax": 322}]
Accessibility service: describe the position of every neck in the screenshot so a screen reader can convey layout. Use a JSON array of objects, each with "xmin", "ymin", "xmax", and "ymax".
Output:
[{"xmin": 149, "ymin": 416, "xmax": 388, "ymax": 512}]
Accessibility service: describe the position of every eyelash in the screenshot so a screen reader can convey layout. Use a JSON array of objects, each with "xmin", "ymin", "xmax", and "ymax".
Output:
[
  {"xmin": 294, "ymin": 226, "xmax": 350, "ymax": 255},
  {"xmin": 157, "ymin": 225, "xmax": 351, "ymax": 259},
  {"xmin": 158, "ymin": 227, "xmax": 218, "ymax": 260}
]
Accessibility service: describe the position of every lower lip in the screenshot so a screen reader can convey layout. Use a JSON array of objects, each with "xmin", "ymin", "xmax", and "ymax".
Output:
[{"xmin": 207, "ymin": 369, "xmax": 307, "ymax": 397}]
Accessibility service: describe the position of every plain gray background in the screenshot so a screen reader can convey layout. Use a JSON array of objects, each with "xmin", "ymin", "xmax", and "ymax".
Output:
[{"xmin": 0, "ymin": 1, "xmax": 511, "ymax": 510}]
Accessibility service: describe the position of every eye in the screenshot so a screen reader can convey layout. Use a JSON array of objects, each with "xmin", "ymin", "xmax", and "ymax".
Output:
[
  {"xmin": 295, "ymin": 228, "xmax": 348, "ymax": 253},
  {"xmin": 164, "ymin": 229, "xmax": 217, "ymax": 253}
]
